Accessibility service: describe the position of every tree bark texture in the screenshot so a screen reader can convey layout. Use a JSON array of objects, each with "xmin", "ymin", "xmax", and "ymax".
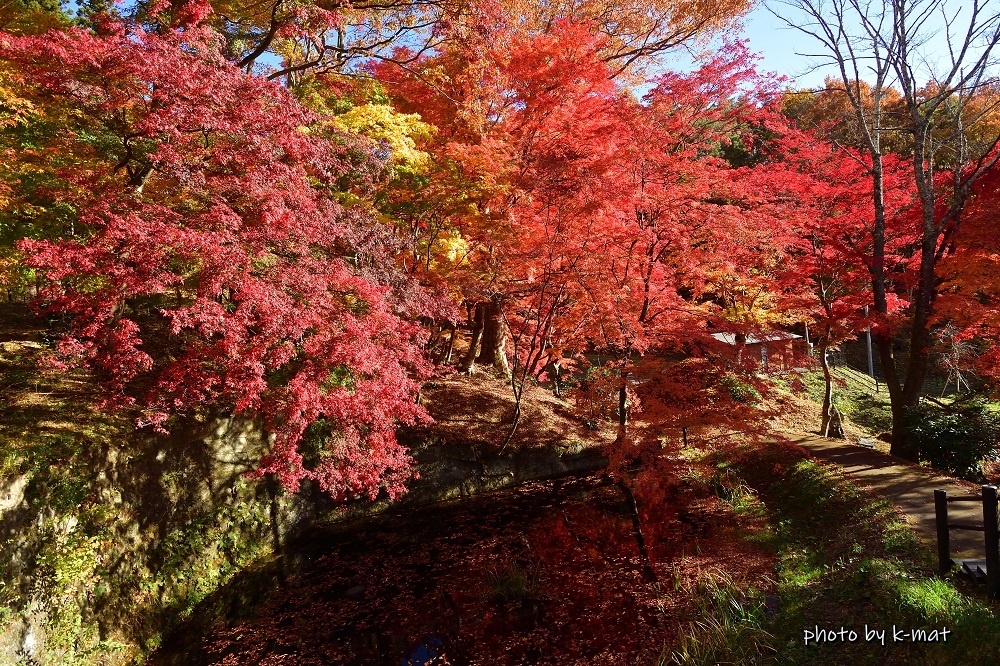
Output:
[
  {"xmin": 477, "ymin": 300, "xmax": 510, "ymax": 376},
  {"xmin": 461, "ymin": 304, "xmax": 485, "ymax": 374}
]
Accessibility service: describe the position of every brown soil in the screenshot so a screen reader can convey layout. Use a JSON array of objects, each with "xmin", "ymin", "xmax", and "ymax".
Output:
[{"xmin": 408, "ymin": 371, "xmax": 615, "ymax": 454}]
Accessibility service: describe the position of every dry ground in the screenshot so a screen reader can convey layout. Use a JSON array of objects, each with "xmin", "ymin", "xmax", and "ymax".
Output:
[{"xmin": 408, "ymin": 370, "xmax": 616, "ymax": 454}]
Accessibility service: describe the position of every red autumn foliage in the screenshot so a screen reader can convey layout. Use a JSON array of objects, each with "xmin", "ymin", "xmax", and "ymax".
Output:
[
  {"xmin": 9, "ymin": 0, "xmax": 1000, "ymax": 505},
  {"xmin": 1, "ymin": 21, "xmax": 431, "ymax": 499},
  {"xmin": 935, "ymin": 162, "xmax": 1000, "ymax": 381}
]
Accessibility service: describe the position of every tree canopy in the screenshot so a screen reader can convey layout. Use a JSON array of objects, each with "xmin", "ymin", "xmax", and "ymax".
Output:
[{"xmin": 3, "ymin": 0, "xmax": 1000, "ymax": 498}]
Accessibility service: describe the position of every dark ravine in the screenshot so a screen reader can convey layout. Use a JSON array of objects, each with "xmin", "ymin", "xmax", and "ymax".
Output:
[{"xmin": 1, "ymin": 306, "xmax": 608, "ymax": 664}]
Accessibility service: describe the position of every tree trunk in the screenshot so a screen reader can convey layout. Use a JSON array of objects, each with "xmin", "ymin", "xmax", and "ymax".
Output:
[
  {"xmin": 500, "ymin": 399, "xmax": 521, "ymax": 453},
  {"xmin": 439, "ymin": 324, "xmax": 456, "ymax": 364},
  {"xmin": 616, "ymin": 381, "xmax": 628, "ymax": 445},
  {"xmin": 426, "ymin": 323, "xmax": 442, "ymax": 353},
  {"xmin": 617, "ymin": 481, "xmax": 657, "ymax": 583},
  {"xmin": 820, "ymin": 343, "xmax": 834, "ymax": 436},
  {"xmin": 873, "ymin": 334, "xmax": 911, "ymax": 456},
  {"xmin": 889, "ymin": 397, "xmax": 918, "ymax": 460},
  {"xmin": 477, "ymin": 300, "xmax": 510, "ymax": 376},
  {"xmin": 890, "ymin": 177, "xmax": 938, "ymax": 459},
  {"xmin": 875, "ymin": 231, "xmax": 913, "ymax": 455},
  {"xmin": 885, "ymin": 124, "xmax": 940, "ymax": 461},
  {"xmin": 826, "ymin": 404, "xmax": 845, "ymax": 439},
  {"xmin": 865, "ymin": 132, "xmax": 916, "ymax": 460},
  {"xmin": 461, "ymin": 304, "xmax": 485, "ymax": 374}
]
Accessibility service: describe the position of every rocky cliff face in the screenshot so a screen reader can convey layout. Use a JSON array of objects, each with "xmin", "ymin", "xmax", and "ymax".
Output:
[{"xmin": 0, "ymin": 414, "xmax": 312, "ymax": 666}]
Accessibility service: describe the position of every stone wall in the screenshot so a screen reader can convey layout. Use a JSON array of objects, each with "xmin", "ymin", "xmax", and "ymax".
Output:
[{"xmin": 0, "ymin": 416, "xmax": 312, "ymax": 665}]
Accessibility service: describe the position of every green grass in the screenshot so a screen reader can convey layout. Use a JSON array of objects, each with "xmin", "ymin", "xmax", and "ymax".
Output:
[
  {"xmin": 486, "ymin": 562, "xmax": 541, "ymax": 602},
  {"xmin": 665, "ymin": 568, "xmax": 774, "ymax": 665},
  {"xmin": 672, "ymin": 442, "xmax": 1000, "ymax": 665},
  {"xmin": 798, "ymin": 369, "xmax": 893, "ymax": 435}
]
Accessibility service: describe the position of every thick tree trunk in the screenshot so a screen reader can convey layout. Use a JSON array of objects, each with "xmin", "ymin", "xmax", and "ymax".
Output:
[
  {"xmin": 826, "ymin": 405, "xmax": 845, "ymax": 439},
  {"xmin": 867, "ymin": 154, "xmax": 919, "ymax": 460},
  {"xmin": 477, "ymin": 300, "xmax": 510, "ymax": 375},
  {"xmin": 888, "ymin": 173, "xmax": 938, "ymax": 460},
  {"xmin": 883, "ymin": 127, "xmax": 939, "ymax": 460},
  {"xmin": 890, "ymin": 333, "xmax": 923, "ymax": 460},
  {"xmin": 873, "ymin": 334, "xmax": 908, "ymax": 452},
  {"xmin": 461, "ymin": 304, "xmax": 485, "ymax": 374}
]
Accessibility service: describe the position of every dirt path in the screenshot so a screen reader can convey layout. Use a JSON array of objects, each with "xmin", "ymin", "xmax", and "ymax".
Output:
[{"xmin": 791, "ymin": 435, "xmax": 987, "ymax": 558}]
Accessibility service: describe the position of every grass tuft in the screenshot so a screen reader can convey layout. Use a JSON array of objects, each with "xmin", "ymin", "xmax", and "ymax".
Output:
[
  {"xmin": 665, "ymin": 568, "xmax": 774, "ymax": 665},
  {"xmin": 485, "ymin": 562, "xmax": 541, "ymax": 602}
]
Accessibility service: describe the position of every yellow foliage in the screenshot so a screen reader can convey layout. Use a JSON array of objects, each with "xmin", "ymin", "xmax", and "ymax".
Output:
[
  {"xmin": 430, "ymin": 229, "xmax": 469, "ymax": 267},
  {"xmin": 330, "ymin": 103, "xmax": 435, "ymax": 174},
  {"xmin": 0, "ymin": 0, "xmax": 67, "ymax": 36},
  {"xmin": 783, "ymin": 77, "xmax": 1000, "ymax": 166},
  {"xmin": 476, "ymin": 0, "xmax": 754, "ymax": 78},
  {"xmin": 0, "ymin": 250, "xmax": 30, "ymax": 296},
  {"xmin": 0, "ymin": 66, "xmax": 35, "ymax": 130}
]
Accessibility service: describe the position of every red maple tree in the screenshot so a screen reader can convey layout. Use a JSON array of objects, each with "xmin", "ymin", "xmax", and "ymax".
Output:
[{"xmin": 2, "ymin": 18, "xmax": 431, "ymax": 499}]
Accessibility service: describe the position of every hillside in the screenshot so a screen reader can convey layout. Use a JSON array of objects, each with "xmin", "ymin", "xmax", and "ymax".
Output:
[{"xmin": 0, "ymin": 306, "xmax": 614, "ymax": 665}]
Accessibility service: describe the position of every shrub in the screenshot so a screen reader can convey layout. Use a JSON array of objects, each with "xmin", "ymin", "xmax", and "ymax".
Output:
[
  {"xmin": 720, "ymin": 375, "xmax": 761, "ymax": 405},
  {"xmin": 905, "ymin": 400, "xmax": 1000, "ymax": 480}
]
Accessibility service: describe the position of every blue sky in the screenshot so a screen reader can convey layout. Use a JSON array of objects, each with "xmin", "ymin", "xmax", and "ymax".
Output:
[
  {"xmin": 733, "ymin": 1, "xmax": 981, "ymax": 91},
  {"xmin": 652, "ymin": 4, "xmax": 847, "ymax": 91},
  {"xmin": 741, "ymin": 4, "xmax": 837, "ymax": 89},
  {"xmin": 166, "ymin": 0, "xmax": 974, "ymax": 92}
]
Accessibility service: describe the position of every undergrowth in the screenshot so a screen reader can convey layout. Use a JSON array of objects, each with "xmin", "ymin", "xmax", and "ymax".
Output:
[
  {"xmin": 799, "ymin": 369, "xmax": 892, "ymax": 435},
  {"xmin": 671, "ymin": 441, "xmax": 1000, "ymax": 665},
  {"xmin": 666, "ymin": 567, "xmax": 774, "ymax": 665}
]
